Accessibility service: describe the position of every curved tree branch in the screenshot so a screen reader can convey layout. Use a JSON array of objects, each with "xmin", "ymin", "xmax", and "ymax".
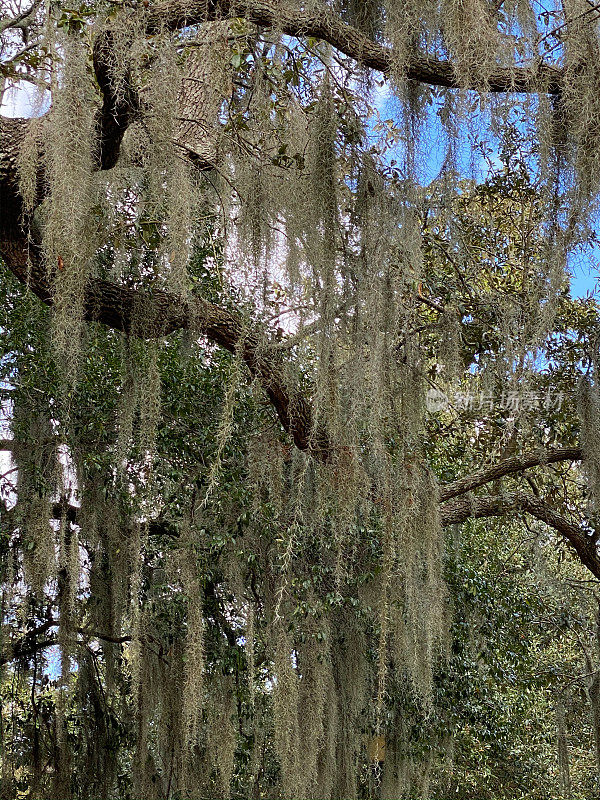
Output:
[
  {"xmin": 441, "ymin": 490, "xmax": 600, "ymax": 580},
  {"xmin": 82, "ymin": 0, "xmax": 565, "ymax": 209},
  {"xmin": 440, "ymin": 447, "xmax": 583, "ymax": 502},
  {"xmin": 3, "ymin": 249, "xmax": 320, "ymax": 452},
  {"xmin": 92, "ymin": 30, "xmax": 141, "ymax": 171},
  {"xmin": 150, "ymin": 0, "xmax": 563, "ymax": 93}
]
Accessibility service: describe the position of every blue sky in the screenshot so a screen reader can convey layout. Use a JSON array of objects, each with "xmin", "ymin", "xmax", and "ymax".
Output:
[
  {"xmin": 373, "ymin": 84, "xmax": 600, "ymax": 302},
  {"xmin": 568, "ymin": 248, "xmax": 600, "ymax": 299}
]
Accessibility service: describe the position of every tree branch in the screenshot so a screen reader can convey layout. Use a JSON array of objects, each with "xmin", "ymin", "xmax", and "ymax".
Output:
[
  {"xmin": 441, "ymin": 490, "xmax": 600, "ymax": 580},
  {"xmin": 1, "ymin": 618, "xmax": 139, "ymax": 666},
  {"xmin": 150, "ymin": 0, "xmax": 563, "ymax": 93},
  {"xmin": 0, "ymin": 0, "xmax": 42, "ymax": 36},
  {"xmin": 92, "ymin": 30, "xmax": 141, "ymax": 171},
  {"xmin": 440, "ymin": 447, "xmax": 583, "ymax": 502},
  {"xmin": 84, "ymin": 0, "xmax": 564, "ymax": 213},
  {"xmin": 8, "ymin": 259, "xmax": 319, "ymax": 452}
]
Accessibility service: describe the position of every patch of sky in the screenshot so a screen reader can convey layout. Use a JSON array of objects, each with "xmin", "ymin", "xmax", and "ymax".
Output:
[
  {"xmin": 372, "ymin": 82, "xmax": 600, "ymax": 301},
  {"xmin": 0, "ymin": 74, "xmax": 50, "ymax": 118},
  {"xmin": 568, "ymin": 245, "xmax": 600, "ymax": 300}
]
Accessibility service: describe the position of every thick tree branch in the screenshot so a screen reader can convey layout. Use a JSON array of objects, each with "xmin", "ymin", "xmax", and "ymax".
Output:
[
  {"xmin": 150, "ymin": 0, "xmax": 563, "ymax": 93},
  {"xmin": 441, "ymin": 490, "xmax": 600, "ymax": 580},
  {"xmin": 85, "ymin": 0, "xmax": 564, "ymax": 210},
  {"xmin": 6, "ymin": 255, "xmax": 319, "ymax": 452},
  {"xmin": 92, "ymin": 30, "xmax": 140, "ymax": 170},
  {"xmin": 440, "ymin": 447, "xmax": 583, "ymax": 502}
]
